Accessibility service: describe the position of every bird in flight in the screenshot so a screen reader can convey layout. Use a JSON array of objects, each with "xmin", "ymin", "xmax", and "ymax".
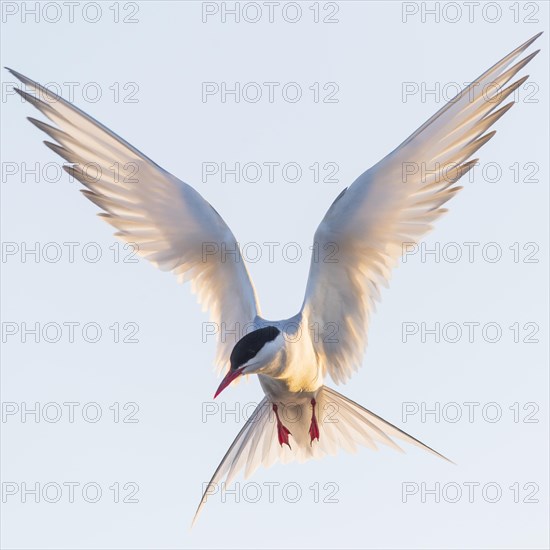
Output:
[{"xmin": 8, "ymin": 32, "xmax": 541, "ymax": 524}]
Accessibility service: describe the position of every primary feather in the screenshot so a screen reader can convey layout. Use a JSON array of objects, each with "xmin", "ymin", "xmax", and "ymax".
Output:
[
  {"xmin": 8, "ymin": 68, "xmax": 261, "ymax": 373},
  {"xmin": 301, "ymin": 33, "xmax": 541, "ymax": 384}
]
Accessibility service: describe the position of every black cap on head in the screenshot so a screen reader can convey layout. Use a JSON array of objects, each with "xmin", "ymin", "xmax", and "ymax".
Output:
[{"xmin": 230, "ymin": 326, "xmax": 280, "ymax": 370}]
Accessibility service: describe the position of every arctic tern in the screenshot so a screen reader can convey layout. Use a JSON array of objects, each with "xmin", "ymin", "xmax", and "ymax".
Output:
[{"xmin": 8, "ymin": 32, "xmax": 541, "ymax": 524}]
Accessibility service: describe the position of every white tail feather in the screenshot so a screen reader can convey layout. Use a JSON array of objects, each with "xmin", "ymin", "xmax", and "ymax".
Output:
[{"xmin": 192, "ymin": 386, "xmax": 451, "ymax": 525}]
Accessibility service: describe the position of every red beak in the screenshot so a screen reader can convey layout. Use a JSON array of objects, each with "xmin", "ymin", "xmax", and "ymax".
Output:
[{"xmin": 214, "ymin": 367, "xmax": 245, "ymax": 398}]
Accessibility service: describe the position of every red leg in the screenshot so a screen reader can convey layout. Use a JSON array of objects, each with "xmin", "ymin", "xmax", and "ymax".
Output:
[
  {"xmin": 309, "ymin": 398, "xmax": 320, "ymax": 444},
  {"xmin": 272, "ymin": 404, "xmax": 292, "ymax": 449}
]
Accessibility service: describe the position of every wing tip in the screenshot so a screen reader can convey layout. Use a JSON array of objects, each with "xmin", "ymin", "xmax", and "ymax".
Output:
[
  {"xmin": 527, "ymin": 48, "xmax": 541, "ymax": 61},
  {"xmin": 5, "ymin": 66, "xmax": 21, "ymax": 80},
  {"xmin": 517, "ymin": 31, "xmax": 544, "ymax": 53},
  {"xmin": 528, "ymin": 30, "xmax": 543, "ymax": 42}
]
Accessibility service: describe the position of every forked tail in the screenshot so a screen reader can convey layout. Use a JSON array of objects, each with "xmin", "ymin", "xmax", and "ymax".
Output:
[{"xmin": 192, "ymin": 385, "xmax": 452, "ymax": 525}]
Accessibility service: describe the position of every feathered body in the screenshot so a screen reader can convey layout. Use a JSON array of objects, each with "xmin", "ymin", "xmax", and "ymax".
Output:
[{"xmin": 8, "ymin": 32, "xmax": 541, "ymax": 525}]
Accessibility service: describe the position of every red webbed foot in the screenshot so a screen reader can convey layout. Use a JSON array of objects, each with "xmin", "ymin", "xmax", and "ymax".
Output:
[
  {"xmin": 272, "ymin": 403, "xmax": 292, "ymax": 449},
  {"xmin": 309, "ymin": 398, "xmax": 320, "ymax": 444}
]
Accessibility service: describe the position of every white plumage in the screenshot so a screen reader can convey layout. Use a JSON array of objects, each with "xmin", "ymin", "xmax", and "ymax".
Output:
[{"xmin": 8, "ymin": 32, "xmax": 541, "ymax": 526}]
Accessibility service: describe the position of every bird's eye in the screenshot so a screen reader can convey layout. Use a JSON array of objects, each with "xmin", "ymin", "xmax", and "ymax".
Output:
[{"xmin": 229, "ymin": 326, "xmax": 280, "ymax": 370}]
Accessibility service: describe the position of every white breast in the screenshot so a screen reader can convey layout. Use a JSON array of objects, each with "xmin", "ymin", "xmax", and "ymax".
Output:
[{"xmin": 258, "ymin": 323, "xmax": 323, "ymax": 399}]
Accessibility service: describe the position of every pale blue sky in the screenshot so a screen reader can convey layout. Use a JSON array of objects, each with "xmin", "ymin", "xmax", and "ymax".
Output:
[{"xmin": 1, "ymin": 2, "xmax": 549, "ymax": 548}]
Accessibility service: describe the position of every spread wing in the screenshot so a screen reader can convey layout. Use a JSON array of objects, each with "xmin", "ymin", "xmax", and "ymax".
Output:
[
  {"xmin": 301, "ymin": 33, "xmax": 542, "ymax": 384},
  {"xmin": 9, "ymin": 68, "xmax": 261, "ymax": 373}
]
